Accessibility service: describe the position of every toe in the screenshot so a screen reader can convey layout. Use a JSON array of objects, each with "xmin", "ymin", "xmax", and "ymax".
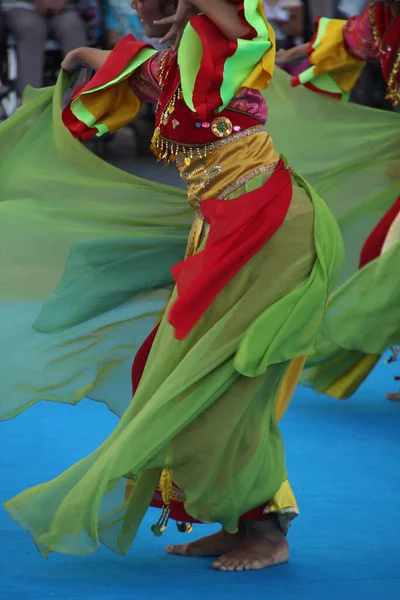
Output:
[
  {"xmin": 244, "ymin": 559, "xmax": 261, "ymax": 571},
  {"xmin": 165, "ymin": 544, "xmax": 187, "ymax": 555},
  {"xmin": 212, "ymin": 559, "xmax": 227, "ymax": 571}
]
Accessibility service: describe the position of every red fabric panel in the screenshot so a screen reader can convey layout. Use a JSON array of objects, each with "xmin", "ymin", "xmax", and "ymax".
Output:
[
  {"xmin": 375, "ymin": 4, "xmax": 400, "ymax": 85},
  {"xmin": 62, "ymin": 101, "xmax": 99, "ymax": 140},
  {"xmin": 151, "ymin": 495, "xmax": 275, "ymax": 524},
  {"xmin": 291, "ymin": 77, "xmax": 344, "ymax": 99},
  {"xmin": 168, "ymin": 161, "xmax": 292, "ymax": 340},
  {"xmin": 343, "ymin": 8, "xmax": 379, "ymax": 62},
  {"xmin": 160, "ymin": 103, "xmax": 262, "ymax": 145},
  {"xmin": 343, "ymin": 4, "xmax": 400, "ymax": 82},
  {"xmin": 189, "ymin": 1, "xmax": 258, "ymax": 118},
  {"xmin": 359, "ymin": 196, "xmax": 400, "ymax": 268},
  {"xmin": 308, "ymin": 16, "xmax": 321, "ymax": 55},
  {"xmin": 190, "ymin": 16, "xmax": 238, "ymax": 119},
  {"xmin": 235, "ymin": 1, "xmax": 257, "ymax": 40},
  {"xmin": 131, "ymin": 324, "xmax": 160, "ymax": 395},
  {"xmin": 72, "ymin": 35, "xmax": 151, "ymax": 97}
]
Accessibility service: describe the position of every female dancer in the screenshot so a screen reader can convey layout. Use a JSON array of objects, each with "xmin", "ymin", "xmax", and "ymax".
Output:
[
  {"xmin": 276, "ymin": 0, "xmax": 400, "ymax": 108},
  {"xmin": 275, "ymin": 0, "xmax": 400, "ymax": 401},
  {"xmin": 3, "ymin": 0, "xmax": 344, "ymax": 571}
]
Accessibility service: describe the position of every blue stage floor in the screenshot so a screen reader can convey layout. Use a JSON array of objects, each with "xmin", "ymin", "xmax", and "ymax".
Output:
[{"xmin": 1, "ymin": 358, "xmax": 399, "ymax": 600}]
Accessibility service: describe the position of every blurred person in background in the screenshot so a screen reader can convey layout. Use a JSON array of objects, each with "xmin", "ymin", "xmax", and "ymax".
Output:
[
  {"xmin": 336, "ymin": 0, "xmax": 369, "ymax": 18},
  {"xmin": 308, "ymin": 0, "xmax": 334, "ymax": 20},
  {"xmin": 104, "ymin": 1, "xmax": 174, "ymax": 49},
  {"xmin": 335, "ymin": 0, "xmax": 393, "ymax": 109},
  {"xmin": 306, "ymin": 0, "xmax": 334, "ymax": 24},
  {"xmin": 276, "ymin": 0, "xmax": 400, "ymax": 402},
  {"xmin": 104, "ymin": 0, "xmax": 145, "ymax": 48},
  {"xmin": 0, "ymin": 1, "xmax": 7, "ymax": 118},
  {"xmin": 263, "ymin": 0, "xmax": 304, "ymax": 49},
  {"xmin": 2, "ymin": 0, "xmax": 92, "ymax": 98},
  {"xmin": 301, "ymin": 1, "xmax": 334, "ymax": 47},
  {"xmin": 277, "ymin": 0, "xmax": 400, "ymax": 111}
]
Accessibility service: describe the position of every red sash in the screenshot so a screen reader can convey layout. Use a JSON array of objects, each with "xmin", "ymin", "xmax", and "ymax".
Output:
[
  {"xmin": 169, "ymin": 161, "xmax": 292, "ymax": 339},
  {"xmin": 359, "ymin": 196, "xmax": 400, "ymax": 268}
]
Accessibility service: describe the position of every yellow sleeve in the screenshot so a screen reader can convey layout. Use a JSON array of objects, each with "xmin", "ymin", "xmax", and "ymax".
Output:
[{"xmin": 292, "ymin": 17, "xmax": 365, "ymax": 100}]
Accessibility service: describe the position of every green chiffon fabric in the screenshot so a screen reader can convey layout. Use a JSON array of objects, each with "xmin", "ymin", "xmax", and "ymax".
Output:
[
  {"xmin": 4, "ymin": 166, "xmax": 343, "ymax": 556},
  {"xmin": 301, "ymin": 239, "xmax": 400, "ymax": 395},
  {"xmin": 266, "ymin": 68, "xmax": 400, "ymax": 286},
  {"xmin": 0, "ymin": 77, "xmax": 191, "ymax": 420},
  {"xmin": 0, "ymin": 67, "xmax": 397, "ymax": 554},
  {"xmin": 1, "ymin": 68, "xmax": 398, "ymax": 421},
  {"xmin": 264, "ymin": 69, "xmax": 400, "ymax": 392}
]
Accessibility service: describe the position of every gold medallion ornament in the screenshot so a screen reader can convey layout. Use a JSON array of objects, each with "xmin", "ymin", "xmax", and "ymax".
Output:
[{"xmin": 211, "ymin": 116, "xmax": 233, "ymax": 138}]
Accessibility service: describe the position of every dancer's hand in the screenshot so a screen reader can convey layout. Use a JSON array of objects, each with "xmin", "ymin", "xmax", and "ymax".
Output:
[
  {"xmin": 61, "ymin": 49, "xmax": 84, "ymax": 73},
  {"xmin": 61, "ymin": 48, "xmax": 110, "ymax": 73},
  {"xmin": 275, "ymin": 49, "xmax": 292, "ymax": 66},
  {"xmin": 276, "ymin": 44, "xmax": 309, "ymax": 65},
  {"xmin": 155, "ymin": 0, "xmax": 199, "ymax": 49}
]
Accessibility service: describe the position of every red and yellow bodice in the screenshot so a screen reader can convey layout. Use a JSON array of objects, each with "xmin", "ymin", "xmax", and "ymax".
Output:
[{"xmin": 139, "ymin": 49, "xmax": 269, "ymax": 164}]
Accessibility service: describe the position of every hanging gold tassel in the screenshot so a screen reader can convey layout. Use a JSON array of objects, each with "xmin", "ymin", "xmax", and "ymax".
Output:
[
  {"xmin": 159, "ymin": 469, "xmax": 172, "ymax": 505},
  {"xmin": 176, "ymin": 522, "xmax": 193, "ymax": 533},
  {"xmin": 151, "ymin": 469, "xmax": 173, "ymax": 537},
  {"xmin": 151, "ymin": 506, "xmax": 171, "ymax": 537}
]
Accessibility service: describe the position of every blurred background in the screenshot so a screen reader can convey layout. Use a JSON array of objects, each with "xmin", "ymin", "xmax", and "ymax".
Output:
[{"xmin": 0, "ymin": 0, "xmax": 392, "ymax": 174}]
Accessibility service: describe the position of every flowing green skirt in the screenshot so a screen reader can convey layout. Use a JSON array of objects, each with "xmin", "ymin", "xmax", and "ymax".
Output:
[
  {"xmin": 301, "ymin": 240, "xmax": 400, "ymax": 398},
  {"xmin": 0, "ymin": 69, "xmax": 397, "ymax": 553},
  {"xmin": 266, "ymin": 68, "xmax": 400, "ymax": 395},
  {"xmin": 4, "ymin": 168, "xmax": 344, "ymax": 556},
  {"xmin": 0, "ymin": 79, "xmax": 190, "ymax": 420},
  {"xmin": 0, "ymin": 70, "xmax": 398, "ymax": 421}
]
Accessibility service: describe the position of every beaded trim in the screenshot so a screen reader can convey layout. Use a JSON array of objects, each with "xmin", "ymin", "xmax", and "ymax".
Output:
[
  {"xmin": 386, "ymin": 48, "xmax": 400, "ymax": 107},
  {"xmin": 368, "ymin": 3, "xmax": 400, "ymax": 107},
  {"xmin": 175, "ymin": 124, "xmax": 266, "ymax": 167},
  {"xmin": 155, "ymin": 484, "xmax": 186, "ymax": 503},
  {"xmin": 181, "ymin": 164, "xmax": 223, "ymax": 214},
  {"xmin": 216, "ymin": 162, "xmax": 280, "ymax": 200}
]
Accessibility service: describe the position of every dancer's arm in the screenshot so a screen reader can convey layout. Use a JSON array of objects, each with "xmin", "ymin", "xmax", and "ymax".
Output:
[
  {"xmin": 289, "ymin": 7, "xmax": 379, "ymax": 99},
  {"xmin": 61, "ymin": 37, "xmax": 159, "ymax": 141},
  {"xmin": 189, "ymin": 0, "xmax": 250, "ymax": 40},
  {"xmin": 62, "ymin": 48, "xmax": 111, "ymax": 73},
  {"xmin": 157, "ymin": 0, "xmax": 250, "ymax": 46},
  {"xmin": 275, "ymin": 43, "xmax": 308, "ymax": 65},
  {"xmin": 62, "ymin": 43, "xmax": 161, "ymax": 105}
]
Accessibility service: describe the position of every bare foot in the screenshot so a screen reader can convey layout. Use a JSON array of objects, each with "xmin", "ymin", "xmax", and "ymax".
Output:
[
  {"xmin": 166, "ymin": 527, "xmax": 245, "ymax": 557},
  {"xmin": 212, "ymin": 518, "xmax": 289, "ymax": 572},
  {"xmin": 387, "ymin": 391, "xmax": 400, "ymax": 401}
]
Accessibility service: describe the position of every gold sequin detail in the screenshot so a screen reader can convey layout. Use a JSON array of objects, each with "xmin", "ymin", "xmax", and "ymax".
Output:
[
  {"xmin": 174, "ymin": 125, "xmax": 266, "ymax": 169},
  {"xmin": 216, "ymin": 162, "xmax": 280, "ymax": 200},
  {"xmin": 181, "ymin": 163, "xmax": 222, "ymax": 214}
]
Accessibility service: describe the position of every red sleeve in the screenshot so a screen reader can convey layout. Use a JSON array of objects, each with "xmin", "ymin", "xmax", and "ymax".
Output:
[{"xmin": 343, "ymin": 5, "xmax": 381, "ymax": 63}]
